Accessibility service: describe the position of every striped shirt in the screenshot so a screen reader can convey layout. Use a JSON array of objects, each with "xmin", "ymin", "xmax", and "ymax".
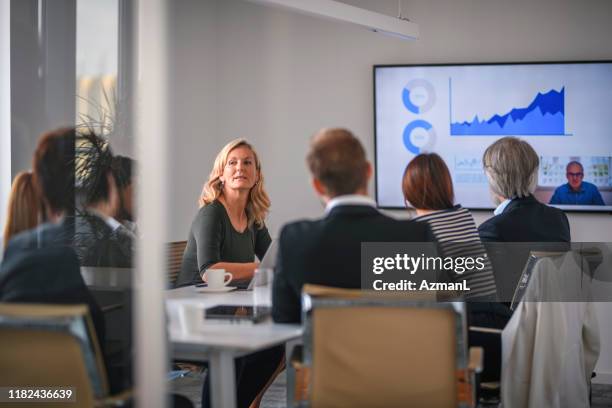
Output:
[{"xmin": 414, "ymin": 205, "xmax": 497, "ymax": 300}]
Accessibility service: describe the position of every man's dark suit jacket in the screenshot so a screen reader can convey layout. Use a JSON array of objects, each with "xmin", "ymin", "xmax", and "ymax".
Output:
[
  {"xmin": 477, "ymin": 194, "xmax": 571, "ymax": 299},
  {"xmin": 478, "ymin": 195, "xmax": 571, "ymax": 300},
  {"xmin": 478, "ymin": 194, "xmax": 570, "ymax": 243},
  {"xmin": 272, "ymin": 204, "xmax": 434, "ymax": 323}
]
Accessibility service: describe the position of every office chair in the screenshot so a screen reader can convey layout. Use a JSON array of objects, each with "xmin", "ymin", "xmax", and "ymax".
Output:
[
  {"xmin": 167, "ymin": 241, "xmax": 187, "ymax": 288},
  {"xmin": 0, "ymin": 303, "xmax": 132, "ymax": 408},
  {"xmin": 288, "ymin": 285, "xmax": 483, "ymax": 408}
]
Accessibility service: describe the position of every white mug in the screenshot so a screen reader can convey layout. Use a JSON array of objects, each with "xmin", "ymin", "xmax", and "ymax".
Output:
[{"xmin": 204, "ymin": 268, "xmax": 233, "ymax": 289}]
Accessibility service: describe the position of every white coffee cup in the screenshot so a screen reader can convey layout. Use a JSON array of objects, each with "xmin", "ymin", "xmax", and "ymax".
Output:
[{"xmin": 204, "ymin": 269, "xmax": 233, "ymax": 289}]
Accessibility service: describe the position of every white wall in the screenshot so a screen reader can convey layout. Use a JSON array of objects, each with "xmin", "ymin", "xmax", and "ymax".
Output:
[
  {"xmin": 168, "ymin": 0, "xmax": 612, "ymax": 381},
  {"xmin": 169, "ymin": 0, "xmax": 612, "ymax": 241},
  {"xmin": 167, "ymin": 0, "xmax": 219, "ymax": 243}
]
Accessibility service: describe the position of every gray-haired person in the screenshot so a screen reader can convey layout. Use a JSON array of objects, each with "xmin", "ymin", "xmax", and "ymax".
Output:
[
  {"xmin": 473, "ymin": 137, "xmax": 571, "ymax": 383},
  {"xmin": 478, "ymin": 136, "xmax": 570, "ymax": 243}
]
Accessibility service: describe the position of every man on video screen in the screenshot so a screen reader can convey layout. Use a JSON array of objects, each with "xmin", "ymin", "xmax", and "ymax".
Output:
[{"xmin": 549, "ymin": 161, "xmax": 605, "ymax": 205}]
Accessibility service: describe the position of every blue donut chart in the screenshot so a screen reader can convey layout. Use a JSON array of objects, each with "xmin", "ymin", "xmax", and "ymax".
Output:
[
  {"xmin": 402, "ymin": 88, "xmax": 420, "ymax": 113},
  {"xmin": 403, "ymin": 120, "xmax": 436, "ymax": 154},
  {"xmin": 402, "ymin": 79, "xmax": 436, "ymax": 114}
]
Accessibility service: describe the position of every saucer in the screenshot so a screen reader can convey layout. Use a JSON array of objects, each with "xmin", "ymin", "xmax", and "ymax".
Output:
[{"xmin": 196, "ymin": 286, "xmax": 237, "ymax": 293}]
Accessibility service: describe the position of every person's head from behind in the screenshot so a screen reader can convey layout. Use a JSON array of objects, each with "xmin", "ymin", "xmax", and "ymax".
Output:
[
  {"xmin": 32, "ymin": 127, "xmax": 76, "ymax": 222},
  {"xmin": 402, "ymin": 153, "xmax": 454, "ymax": 212},
  {"xmin": 566, "ymin": 161, "xmax": 584, "ymax": 191},
  {"xmin": 111, "ymin": 155, "xmax": 135, "ymax": 222},
  {"xmin": 3, "ymin": 171, "xmax": 42, "ymax": 247},
  {"xmin": 482, "ymin": 136, "xmax": 539, "ymax": 205},
  {"xmin": 200, "ymin": 139, "xmax": 270, "ymax": 227},
  {"xmin": 77, "ymin": 132, "xmax": 120, "ymax": 217},
  {"xmin": 306, "ymin": 128, "xmax": 372, "ymax": 203}
]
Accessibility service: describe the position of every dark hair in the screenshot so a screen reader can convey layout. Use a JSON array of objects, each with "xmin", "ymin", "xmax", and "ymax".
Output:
[
  {"xmin": 76, "ymin": 132, "xmax": 115, "ymax": 205},
  {"xmin": 32, "ymin": 128, "xmax": 76, "ymax": 214},
  {"xmin": 306, "ymin": 128, "xmax": 368, "ymax": 197},
  {"xmin": 111, "ymin": 156, "xmax": 134, "ymax": 188},
  {"xmin": 402, "ymin": 153, "xmax": 454, "ymax": 210},
  {"xmin": 566, "ymin": 160, "xmax": 583, "ymax": 173}
]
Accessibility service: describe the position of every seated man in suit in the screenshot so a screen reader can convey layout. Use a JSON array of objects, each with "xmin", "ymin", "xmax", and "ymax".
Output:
[
  {"xmin": 74, "ymin": 134, "xmax": 134, "ymax": 268},
  {"xmin": 272, "ymin": 128, "xmax": 434, "ymax": 323}
]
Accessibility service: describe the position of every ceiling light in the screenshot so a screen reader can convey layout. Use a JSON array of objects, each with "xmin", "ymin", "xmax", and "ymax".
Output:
[{"xmin": 244, "ymin": 0, "xmax": 419, "ymax": 41}]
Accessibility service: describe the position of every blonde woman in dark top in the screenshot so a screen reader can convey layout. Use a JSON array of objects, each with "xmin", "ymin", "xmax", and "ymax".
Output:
[
  {"xmin": 179, "ymin": 139, "xmax": 279, "ymax": 408},
  {"xmin": 178, "ymin": 138, "xmax": 272, "ymax": 287}
]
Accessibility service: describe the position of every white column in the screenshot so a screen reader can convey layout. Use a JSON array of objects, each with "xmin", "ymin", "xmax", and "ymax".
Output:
[
  {"xmin": 134, "ymin": 0, "xmax": 170, "ymax": 406},
  {"xmin": 0, "ymin": 0, "xmax": 10, "ymax": 251}
]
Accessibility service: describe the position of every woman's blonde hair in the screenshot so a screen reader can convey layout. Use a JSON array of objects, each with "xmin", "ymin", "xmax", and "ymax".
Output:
[
  {"xmin": 199, "ymin": 139, "xmax": 270, "ymax": 228},
  {"xmin": 3, "ymin": 171, "xmax": 42, "ymax": 247}
]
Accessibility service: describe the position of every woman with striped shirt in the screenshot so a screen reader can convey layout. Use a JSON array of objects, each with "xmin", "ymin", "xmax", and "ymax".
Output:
[
  {"xmin": 402, "ymin": 153, "xmax": 497, "ymax": 300},
  {"xmin": 402, "ymin": 153, "xmax": 510, "ymax": 383}
]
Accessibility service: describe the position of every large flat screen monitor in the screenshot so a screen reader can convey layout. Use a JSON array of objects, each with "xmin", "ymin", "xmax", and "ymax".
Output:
[{"xmin": 374, "ymin": 61, "xmax": 612, "ymax": 212}]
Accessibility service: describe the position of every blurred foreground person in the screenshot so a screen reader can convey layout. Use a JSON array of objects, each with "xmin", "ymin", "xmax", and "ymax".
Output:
[{"xmin": 0, "ymin": 127, "xmax": 105, "ymax": 351}]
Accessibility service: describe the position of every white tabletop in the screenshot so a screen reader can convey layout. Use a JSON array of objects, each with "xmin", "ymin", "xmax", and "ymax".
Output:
[{"xmin": 166, "ymin": 285, "xmax": 302, "ymax": 360}]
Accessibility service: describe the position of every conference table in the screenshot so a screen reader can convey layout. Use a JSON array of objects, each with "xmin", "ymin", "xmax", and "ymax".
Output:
[{"xmin": 166, "ymin": 284, "xmax": 302, "ymax": 408}]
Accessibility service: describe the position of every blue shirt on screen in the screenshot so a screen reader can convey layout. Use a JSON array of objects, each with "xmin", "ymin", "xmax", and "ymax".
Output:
[{"xmin": 549, "ymin": 181, "xmax": 605, "ymax": 205}]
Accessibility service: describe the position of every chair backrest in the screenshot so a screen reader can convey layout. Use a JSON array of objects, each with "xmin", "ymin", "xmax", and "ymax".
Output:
[
  {"xmin": 167, "ymin": 241, "xmax": 187, "ymax": 287},
  {"xmin": 301, "ymin": 284, "xmax": 467, "ymax": 408},
  {"xmin": 0, "ymin": 303, "xmax": 109, "ymax": 408}
]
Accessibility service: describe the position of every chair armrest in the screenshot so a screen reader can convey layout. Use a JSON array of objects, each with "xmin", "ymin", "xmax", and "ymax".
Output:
[
  {"xmin": 468, "ymin": 347, "xmax": 484, "ymax": 374},
  {"xmin": 94, "ymin": 389, "xmax": 133, "ymax": 407},
  {"xmin": 101, "ymin": 303, "xmax": 124, "ymax": 314},
  {"xmin": 469, "ymin": 325, "xmax": 503, "ymax": 335},
  {"xmin": 480, "ymin": 382, "xmax": 500, "ymax": 391}
]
